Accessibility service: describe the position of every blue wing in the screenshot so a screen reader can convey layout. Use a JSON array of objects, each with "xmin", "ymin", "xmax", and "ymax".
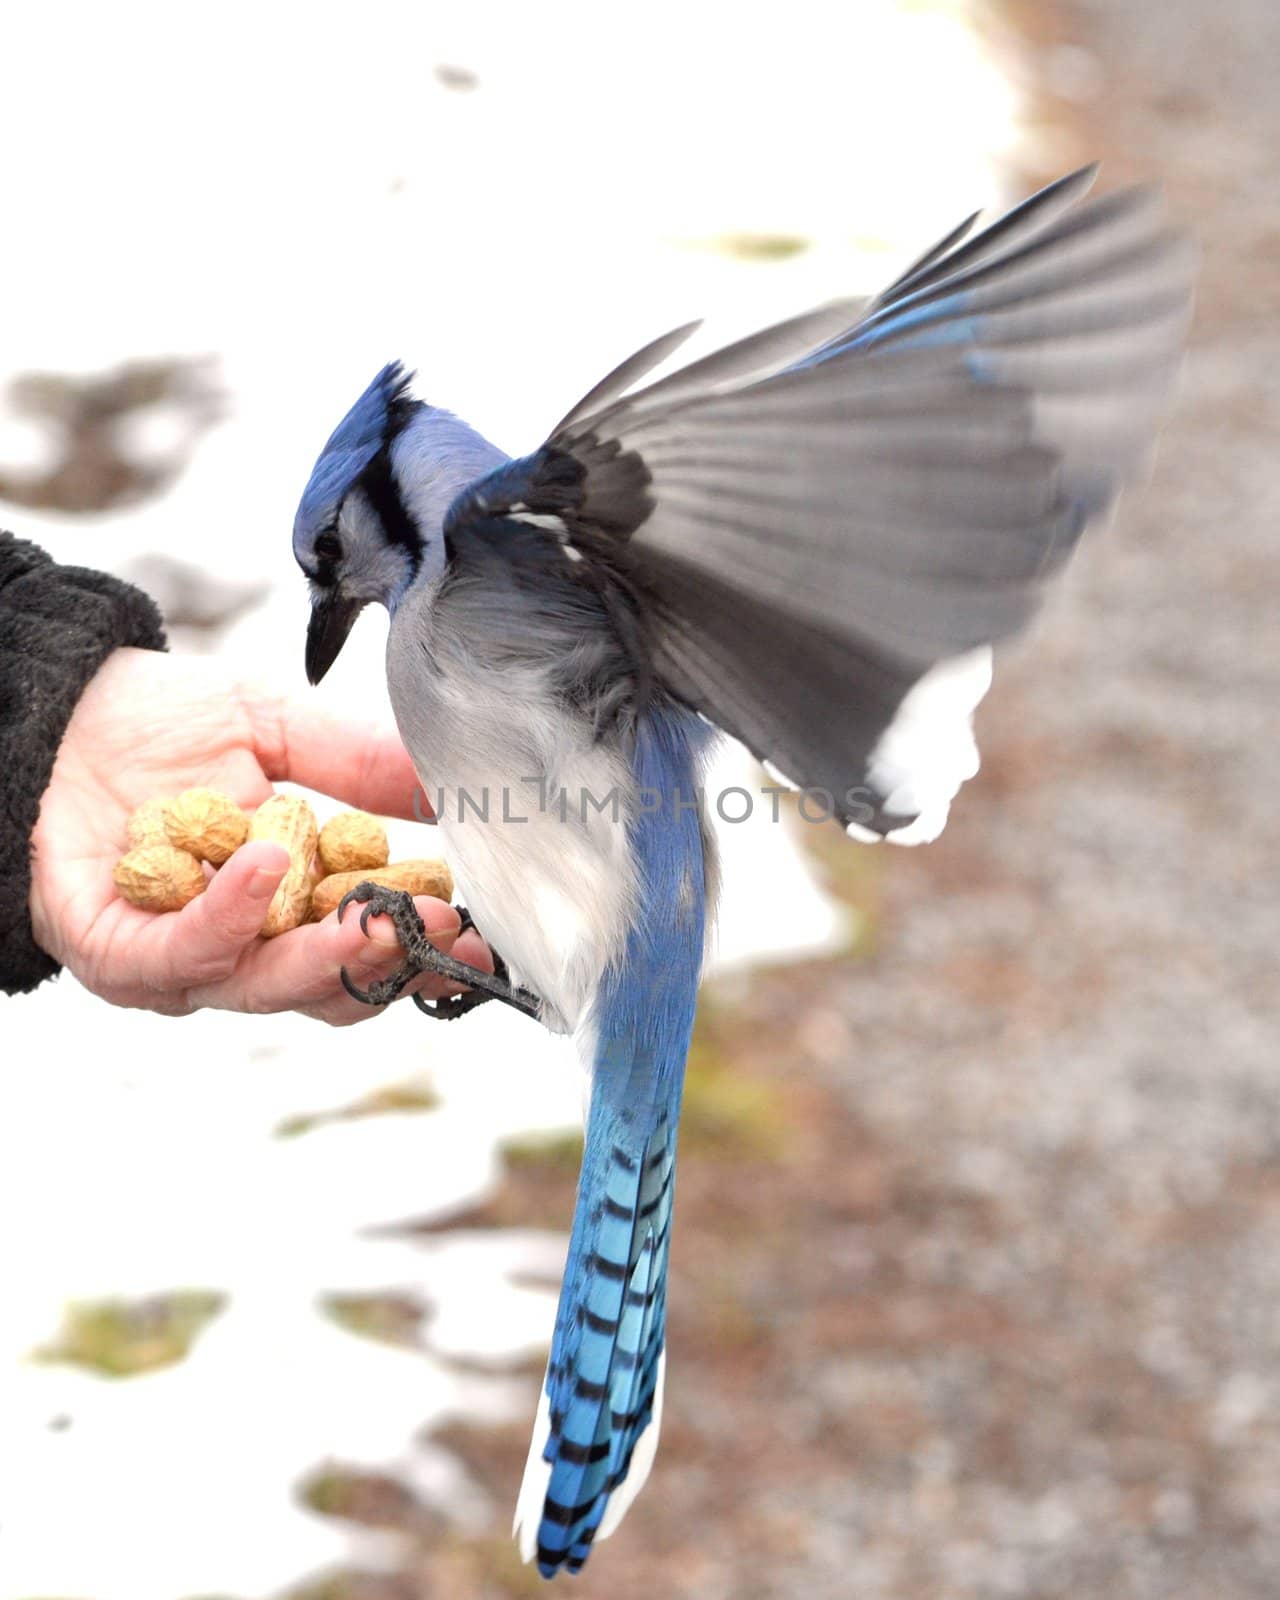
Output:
[{"xmin": 444, "ymin": 167, "xmax": 1193, "ymax": 845}]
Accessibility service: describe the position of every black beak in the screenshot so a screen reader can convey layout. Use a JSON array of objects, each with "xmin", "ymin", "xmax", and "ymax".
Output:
[{"xmin": 305, "ymin": 588, "xmax": 364, "ymax": 684}]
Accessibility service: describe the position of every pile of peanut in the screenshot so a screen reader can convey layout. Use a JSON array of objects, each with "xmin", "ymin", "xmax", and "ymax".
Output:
[{"xmin": 113, "ymin": 789, "xmax": 452, "ymax": 937}]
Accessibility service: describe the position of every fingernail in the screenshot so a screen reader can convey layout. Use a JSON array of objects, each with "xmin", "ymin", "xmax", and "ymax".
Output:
[{"xmin": 249, "ymin": 866, "xmax": 283, "ymax": 899}]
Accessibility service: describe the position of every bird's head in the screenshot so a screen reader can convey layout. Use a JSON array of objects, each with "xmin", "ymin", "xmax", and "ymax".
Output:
[{"xmin": 293, "ymin": 361, "xmax": 426, "ymax": 684}]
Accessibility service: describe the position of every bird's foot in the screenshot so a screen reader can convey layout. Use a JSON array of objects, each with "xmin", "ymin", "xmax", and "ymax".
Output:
[{"xmin": 337, "ymin": 886, "xmax": 541, "ymax": 1022}]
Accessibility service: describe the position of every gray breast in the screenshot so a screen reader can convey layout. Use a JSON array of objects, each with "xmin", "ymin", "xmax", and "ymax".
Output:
[{"xmin": 386, "ymin": 577, "xmax": 640, "ymax": 1034}]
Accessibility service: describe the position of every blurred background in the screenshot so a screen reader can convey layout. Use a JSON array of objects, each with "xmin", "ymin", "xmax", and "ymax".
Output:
[{"xmin": 2, "ymin": 2, "xmax": 1277, "ymax": 1597}]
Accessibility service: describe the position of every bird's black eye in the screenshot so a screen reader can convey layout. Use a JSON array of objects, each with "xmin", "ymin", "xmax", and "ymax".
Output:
[{"xmin": 315, "ymin": 530, "xmax": 343, "ymax": 563}]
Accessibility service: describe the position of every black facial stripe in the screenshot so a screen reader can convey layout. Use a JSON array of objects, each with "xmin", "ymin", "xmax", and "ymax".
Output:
[
  {"xmin": 384, "ymin": 387, "xmax": 419, "ymax": 443},
  {"xmin": 359, "ymin": 445, "xmax": 424, "ymax": 577}
]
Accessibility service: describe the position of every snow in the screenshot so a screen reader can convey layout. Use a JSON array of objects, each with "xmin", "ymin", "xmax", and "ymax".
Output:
[{"xmin": 0, "ymin": 3, "xmax": 1017, "ymax": 1594}]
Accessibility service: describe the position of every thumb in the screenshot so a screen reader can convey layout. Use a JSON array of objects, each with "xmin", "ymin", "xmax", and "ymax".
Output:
[{"xmin": 163, "ymin": 841, "xmax": 292, "ymax": 983}]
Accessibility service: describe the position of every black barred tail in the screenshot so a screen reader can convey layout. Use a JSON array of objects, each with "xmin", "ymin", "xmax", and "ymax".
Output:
[
  {"xmin": 513, "ymin": 707, "xmax": 709, "ymax": 1578},
  {"xmin": 514, "ymin": 1108, "xmax": 676, "ymax": 1575}
]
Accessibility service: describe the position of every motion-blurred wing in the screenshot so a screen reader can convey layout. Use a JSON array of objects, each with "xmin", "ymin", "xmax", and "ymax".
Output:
[{"xmin": 448, "ymin": 169, "xmax": 1195, "ymax": 842}]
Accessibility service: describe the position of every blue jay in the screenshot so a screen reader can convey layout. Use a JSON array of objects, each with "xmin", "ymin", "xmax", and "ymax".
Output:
[{"xmin": 292, "ymin": 168, "xmax": 1192, "ymax": 1577}]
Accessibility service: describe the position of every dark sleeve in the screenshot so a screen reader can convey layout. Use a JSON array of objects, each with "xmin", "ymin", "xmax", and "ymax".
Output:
[{"xmin": 1, "ymin": 532, "xmax": 167, "ymax": 995}]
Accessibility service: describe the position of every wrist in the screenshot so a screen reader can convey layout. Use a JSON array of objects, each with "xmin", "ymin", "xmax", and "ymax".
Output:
[{"xmin": 1, "ymin": 535, "xmax": 167, "ymax": 994}]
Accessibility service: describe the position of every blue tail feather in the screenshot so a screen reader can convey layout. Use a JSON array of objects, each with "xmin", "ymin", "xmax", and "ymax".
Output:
[{"xmin": 517, "ymin": 706, "xmax": 710, "ymax": 1579}]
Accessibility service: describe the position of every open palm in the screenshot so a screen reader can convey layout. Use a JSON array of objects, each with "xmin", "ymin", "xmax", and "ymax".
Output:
[{"xmin": 27, "ymin": 647, "xmax": 489, "ymax": 1021}]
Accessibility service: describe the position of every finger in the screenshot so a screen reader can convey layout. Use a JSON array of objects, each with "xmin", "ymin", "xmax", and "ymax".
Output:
[
  {"xmin": 260, "ymin": 909, "xmax": 495, "ymax": 1026},
  {"xmin": 244, "ymin": 690, "xmax": 432, "ymax": 820},
  {"xmin": 304, "ymin": 907, "xmax": 500, "ymax": 1025},
  {"xmin": 306, "ymin": 898, "xmax": 466, "ymax": 1024},
  {"xmin": 188, "ymin": 895, "xmax": 463, "ymax": 1017},
  {"xmin": 305, "ymin": 922, "xmax": 498, "ymax": 1027},
  {"xmin": 131, "ymin": 841, "xmax": 291, "ymax": 990},
  {"xmin": 348, "ymin": 905, "xmax": 494, "ymax": 986},
  {"xmin": 430, "ymin": 927, "xmax": 495, "ymax": 991}
]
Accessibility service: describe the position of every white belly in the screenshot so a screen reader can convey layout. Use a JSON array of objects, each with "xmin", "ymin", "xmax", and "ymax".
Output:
[
  {"xmin": 387, "ymin": 596, "xmax": 637, "ymax": 1033},
  {"xmin": 432, "ymin": 783, "xmax": 629, "ymax": 1032}
]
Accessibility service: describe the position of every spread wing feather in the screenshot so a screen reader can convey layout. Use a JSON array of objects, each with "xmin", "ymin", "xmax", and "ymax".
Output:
[{"xmin": 445, "ymin": 167, "xmax": 1194, "ymax": 839}]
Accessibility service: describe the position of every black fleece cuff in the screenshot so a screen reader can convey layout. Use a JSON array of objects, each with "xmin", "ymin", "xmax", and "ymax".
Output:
[{"xmin": 0, "ymin": 533, "xmax": 167, "ymax": 994}]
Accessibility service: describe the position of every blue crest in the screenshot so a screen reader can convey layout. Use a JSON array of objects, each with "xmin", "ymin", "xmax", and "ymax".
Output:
[{"xmin": 293, "ymin": 362, "xmax": 416, "ymax": 554}]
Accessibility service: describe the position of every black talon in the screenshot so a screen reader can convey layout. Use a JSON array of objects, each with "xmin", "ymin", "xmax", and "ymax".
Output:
[
  {"xmin": 337, "ymin": 883, "xmax": 372, "ymax": 925},
  {"xmin": 338, "ymin": 884, "xmax": 541, "ymax": 1022},
  {"xmin": 339, "ymin": 965, "xmax": 376, "ymax": 1005},
  {"xmin": 412, "ymin": 988, "xmax": 495, "ymax": 1021}
]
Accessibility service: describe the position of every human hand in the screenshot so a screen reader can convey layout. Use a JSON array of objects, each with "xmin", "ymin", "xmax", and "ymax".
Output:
[{"xmin": 28, "ymin": 647, "xmax": 492, "ymax": 1022}]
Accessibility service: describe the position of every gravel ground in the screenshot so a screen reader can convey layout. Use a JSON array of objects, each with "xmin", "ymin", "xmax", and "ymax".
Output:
[
  {"xmin": 318, "ymin": 5, "xmax": 1280, "ymax": 1599},
  {"xmin": 783, "ymin": 4, "xmax": 1280, "ymax": 1594}
]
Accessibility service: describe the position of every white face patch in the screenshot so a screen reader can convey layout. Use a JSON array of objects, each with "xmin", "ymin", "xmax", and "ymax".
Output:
[
  {"xmin": 865, "ymin": 646, "xmax": 993, "ymax": 846},
  {"xmin": 336, "ymin": 490, "xmax": 420, "ymax": 603}
]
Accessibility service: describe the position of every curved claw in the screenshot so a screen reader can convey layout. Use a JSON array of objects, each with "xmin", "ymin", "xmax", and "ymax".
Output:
[
  {"xmin": 336, "ymin": 883, "xmax": 374, "ymax": 926},
  {"xmin": 359, "ymin": 903, "xmax": 378, "ymax": 938},
  {"xmin": 412, "ymin": 990, "xmax": 477, "ymax": 1021},
  {"xmin": 339, "ymin": 964, "xmax": 378, "ymax": 1005}
]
